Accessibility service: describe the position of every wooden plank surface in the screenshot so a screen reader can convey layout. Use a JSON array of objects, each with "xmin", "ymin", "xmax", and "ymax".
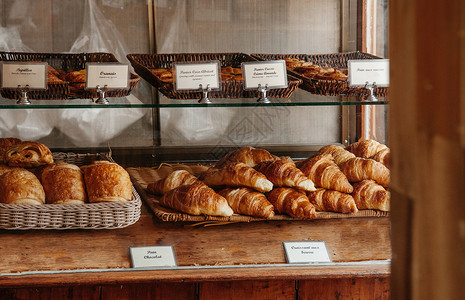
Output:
[{"xmin": 199, "ymin": 280, "xmax": 295, "ymax": 300}]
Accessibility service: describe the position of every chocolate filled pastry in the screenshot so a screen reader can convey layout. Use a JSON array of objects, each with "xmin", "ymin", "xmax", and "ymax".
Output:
[
  {"xmin": 81, "ymin": 161, "xmax": 132, "ymax": 203},
  {"xmin": 0, "ymin": 169, "xmax": 45, "ymax": 205},
  {"xmin": 5, "ymin": 141, "xmax": 53, "ymax": 168},
  {"xmin": 0, "ymin": 137, "xmax": 22, "ymax": 164},
  {"xmin": 41, "ymin": 162, "xmax": 87, "ymax": 204}
]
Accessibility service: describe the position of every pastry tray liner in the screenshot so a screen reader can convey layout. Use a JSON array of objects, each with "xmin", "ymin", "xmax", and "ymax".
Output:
[
  {"xmin": 0, "ymin": 152, "xmax": 142, "ymax": 230},
  {"xmin": 127, "ymin": 163, "xmax": 389, "ymax": 223}
]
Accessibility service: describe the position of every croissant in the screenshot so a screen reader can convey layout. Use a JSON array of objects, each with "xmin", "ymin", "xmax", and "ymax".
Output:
[
  {"xmin": 306, "ymin": 188, "xmax": 358, "ymax": 213},
  {"xmin": 218, "ymin": 187, "xmax": 275, "ymax": 218},
  {"xmin": 340, "ymin": 157, "xmax": 390, "ymax": 187},
  {"xmin": 147, "ymin": 170, "xmax": 202, "ymax": 195},
  {"xmin": 346, "ymin": 139, "xmax": 388, "ymax": 158},
  {"xmin": 0, "ymin": 169, "xmax": 45, "ymax": 205},
  {"xmin": 215, "ymin": 147, "xmax": 278, "ymax": 168},
  {"xmin": 299, "ymin": 153, "xmax": 353, "ymax": 193},
  {"xmin": 4, "ymin": 141, "xmax": 53, "ymax": 168},
  {"xmin": 370, "ymin": 148, "xmax": 390, "ymax": 168},
  {"xmin": 318, "ymin": 144, "xmax": 355, "ymax": 165},
  {"xmin": 0, "ymin": 137, "xmax": 22, "ymax": 164},
  {"xmin": 266, "ymin": 187, "xmax": 316, "ymax": 219},
  {"xmin": 159, "ymin": 182, "xmax": 233, "ymax": 216},
  {"xmin": 254, "ymin": 159, "xmax": 316, "ymax": 192},
  {"xmin": 200, "ymin": 162, "xmax": 273, "ymax": 193},
  {"xmin": 352, "ymin": 180, "xmax": 390, "ymax": 211}
]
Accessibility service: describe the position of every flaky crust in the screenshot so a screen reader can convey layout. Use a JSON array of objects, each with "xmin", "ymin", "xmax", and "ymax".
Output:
[
  {"xmin": 254, "ymin": 159, "xmax": 316, "ymax": 192},
  {"xmin": 0, "ymin": 137, "xmax": 22, "ymax": 164},
  {"xmin": 215, "ymin": 147, "xmax": 278, "ymax": 168},
  {"xmin": 370, "ymin": 148, "xmax": 390, "ymax": 168},
  {"xmin": 339, "ymin": 157, "xmax": 390, "ymax": 187},
  {"xmin": 41, "ymin": 162, "xmax": 87, "ymax": 204},
  {"xmin": 159, "ymin": 182, "xmax": 233, "ymax": 216},
  {"xmin": 299, "ymin": 153, "xmax": 353, "ymax": 193},
  {"xmin": 306, "ymin": 188, "xmax": 358, "ymax": 213},
  {"xmin": 0, "ymin": 169, "xmax": 45, "ymax": 205},
  {"xmin": 346, "ymin": 139, "xmax": 388, "ymax": 158},
  {"xmin": 218, "ymin": 187, "xmax": 275, "ymax": 218},
  {"xmin": 5, "ymin": 141, "xmax": 53, "ymax": 168},
  {"xmin": 147, "ymin": 170, "xmax": 202, "ymax": 195},
  {"xmin": 352, "ymin": 180, "xmax": 390, "ymax": 211},
  {"xmin": 318, "ymin": 144, "xmax": 356, "ymax": 165},
  {"xmin": 81, "ymin": 161, "xmax": 132, "ymax": 203},
  {"xmin": 201, "ymin": 162, "xmax": 273, "ymax": 193},
  {"xmin": 266, "ymin": 187, "xmax": 316, "ymax": 219}
]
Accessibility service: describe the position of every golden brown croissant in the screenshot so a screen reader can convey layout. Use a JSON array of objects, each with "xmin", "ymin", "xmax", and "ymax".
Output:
[
  {"xmin": 306, "ymin": 188, "xmax": 358, "ymax": 213},
  {"xmin": 266, "ymin": 187, "xmax": 316, "ymax": 219},
  {"xmin": 0, "ymin": 169, "xmax": 45, "ymax": 205},
  {"xmin": 346, "ymin": 139, "xmax": 388, "ymax": 158},
  {"xmin": 339, "ymin": 157, "xmax": 390, "ymax": 187},
  {"xmin": 147, "ymin": 170, "xmax": 202, "ymax": 195},
  {"xmin": 0, "ymin": 137, "xmax": 22, "ymax": 164},
  {"xmin": 254, "ymin": 159, "xmax": 316, "ymax": 191},
  {"xmin": 218, "ymin": 187, "xmax": 274, "ymax": 218},
  {"xmin": 4, "ymin": 141, "xmax": 53, "ymax": 168},
  {"xmin": 40, "ymin": 162, "xmax": 87, "ymax": 204},
  {"xmin": 159, "ymin": 181, "xmax": 233, "ymax": 216},
  {"xmin": 318, "ymin": 144, "xmax": 355, "ymax": 165},
  {"xmin": 299, "ymin": 153, "xmax": 353, "ymax": 193},
  {"xmin": 200, "ymin": 162, "xmax": 273, "ymax": 193},
  {"xmin": 215, "ymin": 147, "xmax": 278, "ymax": 168},
  {"xmin": 352, "ymin": 180, "xmax": 390, "ymax": 211},
  {"xmin": 370, "ymin": 148, "xmax": 390, "ymax": 168},
  {"xmin": 81, "ymin": 161, "xmax": 132, "ymax": 203}
]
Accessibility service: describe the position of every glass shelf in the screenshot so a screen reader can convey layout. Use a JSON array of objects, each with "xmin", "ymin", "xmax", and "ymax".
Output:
[{"xmin": 0, "ymin": 89, "xmax": 388, "ymax": 109}]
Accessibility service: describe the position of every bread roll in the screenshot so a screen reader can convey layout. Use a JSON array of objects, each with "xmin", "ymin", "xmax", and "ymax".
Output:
[
  {"xmin": 81, "ymin": 161, "xmax": 132, "ymax": 203},
  {"xmin": 41, "ymin": 162, "xmax": 87, "ymax": 204},
  {"xmin": 0, "ymin": 169, "xmax": 45, "ymax": 205}
]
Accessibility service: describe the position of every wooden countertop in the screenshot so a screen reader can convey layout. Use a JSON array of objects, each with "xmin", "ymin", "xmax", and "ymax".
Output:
[{"xmin": 0, "ymin": 204, "xmax": 391, "ymax": 287}]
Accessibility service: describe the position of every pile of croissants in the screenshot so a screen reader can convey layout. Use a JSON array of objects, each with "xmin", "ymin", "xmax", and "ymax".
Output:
[
  {"xmin": 0, "ymin": 138, "xmax": 132, "ymax": 205},
  {"xmin": 146, "ymin": 139, "xmax": 390, "ymax": 219}
]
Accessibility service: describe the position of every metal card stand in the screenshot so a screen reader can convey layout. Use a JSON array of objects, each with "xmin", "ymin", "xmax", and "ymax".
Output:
[
  {"xmin": 257, "ymin": 84, "xmax": 270, "ymax": 103},
  {"xmin": 16, "ymin": 85, "xmax": 31, "ymax": 105},
  {"xmin": 364, "ymin": 81, "xmax": 378, "ymax": 102},
  {"xmin": 94, "ymin": 85, "xmax": 109, "ymax": 104},
  {"xmin": 198, "ymin": 84, "xmax": 212, "ymax": 104}
]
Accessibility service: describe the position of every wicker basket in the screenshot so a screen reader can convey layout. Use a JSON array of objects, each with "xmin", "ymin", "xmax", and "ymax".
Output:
[
  {"xmin": 0, "ymin": 152, "xmax": 142, "ymax": 230},
  {"xmin": 252, "ymin": 52, "xmax": 388, "ymax": 97},
  {"xmin": 0, "ymin": 52, "xmax": 140, "ymax": 100},
  {"xmin": 127, "ymin": 52, "xmax": 302, "ymax": 99}
]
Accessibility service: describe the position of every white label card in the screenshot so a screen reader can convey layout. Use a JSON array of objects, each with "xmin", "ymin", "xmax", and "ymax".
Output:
[
  {"xmin": 348, "ymin": 59, "xmax": 390, "ymax": 87},
  {"xmin": 175, "ymin": 61, "xmax": 221, "ymax": 91},
  {"xmin": 86, "ymin": 63, "xmax": 129, "ymax": 89},
  {"xmin": 130, "ymin": 246, "xmax": 177, "ymax": 268},
  {"xmin": 283, "ymin": 241, "xmax": 331, "ymax": 264},
  {"xmin": 1, "ymin": 62, "xmax": 47, "ymax": 89},
  {"xmin": 242, "ymin": 60, "xmax": 288, "ymax": 90}
]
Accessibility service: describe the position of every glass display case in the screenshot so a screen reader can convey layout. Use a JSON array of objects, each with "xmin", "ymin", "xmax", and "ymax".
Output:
[{"xmin": 0, "ymin": 1, "xmax": 392, "ymax": 299}]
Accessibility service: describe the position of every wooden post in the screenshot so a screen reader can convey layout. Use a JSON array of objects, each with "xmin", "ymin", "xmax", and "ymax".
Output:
[{"xmin": 390, "ymin": 0, "xmax": 465, "ymax": 299}]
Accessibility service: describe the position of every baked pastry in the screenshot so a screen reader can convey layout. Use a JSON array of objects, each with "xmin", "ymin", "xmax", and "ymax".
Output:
[
  {"xmin": 41, "ymin": 162, "xmax": 87, "ymax": 204},
  {"xmin": 352, "ymin": 180, "xmax": 390, "ymax": 211},
  {"xmin": 306, "ymin": 188, "xmax": 358, "ymax": 213},
  {"xmin": 318, "ymin": 144, "xmax": 356, "ymax": 165},
  {"xmin": 339, "ymin": 157, "xmax": 390, "ymax": 187},
  {"xmin": 200, "ymin": 162, "xmax": 273, "ymax": 193},
  {"xmin": 215, "ymin": 146, "xmax": 278, "ymax": 168},
  {"xmin": 370, "ymin": 148, "xmax": 390, "ymax": 168},
  {"xmin": 254, "ymin": 159, "xmax": 316, "ymax": 192},
  {"xmin": 299, "ymin": 153, "xmax": 353, "ymax": 193},
  {"xmin": 0, "ymin": 137, "xmax": 22, "ymax": 164},
  {"xmin": 346, "ymin": 139, "xmax": 388, "ymax": 158},
  {"xmin": 81, "ymin": 161, "xmax": 132, "ymax": 203},
  {"xmin": 159, "ymin": 181, "xmax": 233, "ymax": 216},
  {"xmin": 5, "ymin": 141, "xmax": 53, "ymax": 167},
  {"xmin": 218, "ymin": 187, "xmax": 274, "ymax": 218},
  {"xmin": 266, "ymin": 187, "xmax": 316, "ymax": 219},
  {"xmin": 0, "ymin": 169, "xmax": 45, "ymax": 205},
  {"xmin": 0, "ymin": 165, "xmax": 25, "ymax": 176},
  {"xmin": 147, "ymin": 169, "xmax": 202, "ymax": 195}
]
